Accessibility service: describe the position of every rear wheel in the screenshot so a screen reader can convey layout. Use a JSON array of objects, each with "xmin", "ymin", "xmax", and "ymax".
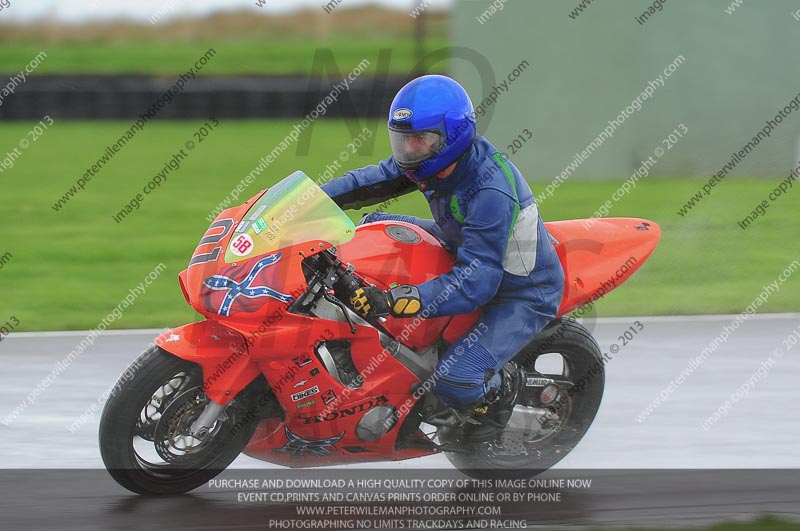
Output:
[
  {"xmin": 441, "ymin": 317, "xmax": 604, "ymax": 479},
  {"xmin": 99, "ymin": 346, "xmax": 268, "ymax": 495}
]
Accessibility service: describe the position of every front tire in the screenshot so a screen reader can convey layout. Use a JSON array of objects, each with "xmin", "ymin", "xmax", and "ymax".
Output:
[
  {"xmin": 441, "ymin": 317, "xmax": 604, "ymax": 479},
  {"xmin": 99, "ymin": 346, "xmax": 262, "ymax": 495}
]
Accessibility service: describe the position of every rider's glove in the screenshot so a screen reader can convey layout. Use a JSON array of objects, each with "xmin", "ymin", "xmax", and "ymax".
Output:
[{"xmin": 350, "ymin": 285, "xmax": 422, "ymax": 319}]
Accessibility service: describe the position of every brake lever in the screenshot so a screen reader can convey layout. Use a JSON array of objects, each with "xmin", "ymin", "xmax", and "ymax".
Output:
[
  {"xmin": 327, "ymin": 259, "xmax": 398, "ymax": 338},
  {"xmin": 323, "ymin": 292, "xmax": 357, "ymax": 334}
]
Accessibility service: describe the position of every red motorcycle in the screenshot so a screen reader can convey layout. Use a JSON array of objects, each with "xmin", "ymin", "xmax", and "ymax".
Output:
[{"xmin": 99, "ymin": 171, "xmax": 660, "ymax": 494}]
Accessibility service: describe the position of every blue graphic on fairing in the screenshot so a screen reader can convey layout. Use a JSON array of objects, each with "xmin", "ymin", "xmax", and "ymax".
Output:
[
  {"xmin": 274, "ymin": 427, "xmax": 345, "ymax": 458},
  {"xmin": 203, "ymin": 253, "xmax": 294, "ymax": 316}
]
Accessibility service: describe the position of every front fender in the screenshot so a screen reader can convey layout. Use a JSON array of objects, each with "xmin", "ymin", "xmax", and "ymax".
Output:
[{"xmin": 155, "ymin": 321, "xmax": 261, "ymax": 405}]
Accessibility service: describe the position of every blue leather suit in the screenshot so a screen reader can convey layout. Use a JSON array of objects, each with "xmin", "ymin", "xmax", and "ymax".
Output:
[{"xmin": 321, "ymin": 136, "xmax": 565, "ymax": 407}]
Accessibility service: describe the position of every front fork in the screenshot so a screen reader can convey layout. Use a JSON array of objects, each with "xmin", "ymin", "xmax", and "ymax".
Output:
[{"xmin": 189, "ymin": 401, "xmax": 226, "ymax": 440}]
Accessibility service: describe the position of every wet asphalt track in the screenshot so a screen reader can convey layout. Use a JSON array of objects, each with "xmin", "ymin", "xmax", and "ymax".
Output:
[{"xmin": 1, "ymin": 314, "xmax": 799, "ymax": 530}]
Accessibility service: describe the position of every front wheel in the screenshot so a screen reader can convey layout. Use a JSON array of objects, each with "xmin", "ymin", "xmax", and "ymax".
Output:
[
  {"xmin": 99, "ymin": 346, "xmax": 263, "ymax": 495},
  {"xmin": 441, "ymin": 317, "xmax": 604, "ymax": 479}
]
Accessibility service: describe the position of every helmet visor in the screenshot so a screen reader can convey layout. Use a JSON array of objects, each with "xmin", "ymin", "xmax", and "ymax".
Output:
[{"xmin": 388, "ymin": 129, "xmax": 445, "ymax": 170}]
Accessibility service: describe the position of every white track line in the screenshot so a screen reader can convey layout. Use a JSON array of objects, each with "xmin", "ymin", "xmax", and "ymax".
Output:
[
  {"xmin": 575, "ymin": 312, "xmax": 800, "ymax": 324},
  {"xmin": 9, "ymin": 328, "xmax": 168, "ymax": 339},
  {"xmin": 7, "ymin": 313, "xmax": 799, "ymax": 338}
]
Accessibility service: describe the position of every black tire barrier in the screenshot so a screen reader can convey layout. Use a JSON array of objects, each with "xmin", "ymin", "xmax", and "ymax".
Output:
[{"xmin": 0, "ymin": 74, "xmax": 411, "ymax": 120}]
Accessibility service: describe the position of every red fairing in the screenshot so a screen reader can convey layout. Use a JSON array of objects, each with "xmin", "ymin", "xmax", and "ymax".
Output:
[
  {"xmin": 242, "ymin": 330, "xmax": 429, "ymax": 466},
  {"xmin": 157, "ymin": 177, "xmax": 660, "ymax": 468},
  {"xmin": 155, "ymin": 322, "xmax": 260, "ymax": 405}
]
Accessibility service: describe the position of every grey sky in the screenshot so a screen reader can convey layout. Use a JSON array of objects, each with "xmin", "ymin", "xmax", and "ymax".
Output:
[{"xmin": 1, "ymin": 0, "xmax": 452, "ymax": 23}]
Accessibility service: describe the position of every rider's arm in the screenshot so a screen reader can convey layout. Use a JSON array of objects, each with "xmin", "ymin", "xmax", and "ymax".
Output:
[
  {"xmin": 417, "ymin": 188, "xmax": 517, "ymax": 317},
  {"xmin": 320, "ymin": 156, "xmax": 417, "ymax": 210}
]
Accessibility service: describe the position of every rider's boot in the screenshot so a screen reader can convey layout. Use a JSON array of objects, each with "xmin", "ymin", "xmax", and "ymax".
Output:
[{"xmin": 464, "ymin": 364, "xmax": 522, "ymax": 442}]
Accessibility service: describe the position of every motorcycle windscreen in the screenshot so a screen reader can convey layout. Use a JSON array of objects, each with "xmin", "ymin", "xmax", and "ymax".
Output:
[{"xmin": 224, "ymin": 170, "xmax": 355, "ymax": 263}]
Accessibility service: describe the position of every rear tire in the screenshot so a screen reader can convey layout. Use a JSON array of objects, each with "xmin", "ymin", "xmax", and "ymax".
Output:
[
  {"xmin": 99, "ymin": 346, "xmax": 263, "ymax": 495},
  {"xmin": 441, "ymin": 317, "xmax": 604, "ymax": 479}
]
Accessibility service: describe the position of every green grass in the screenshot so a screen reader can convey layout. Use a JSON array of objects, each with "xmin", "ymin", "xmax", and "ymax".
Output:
[
  {"xmin": 0, "ymin": 120, "xmax": 797, "ymax": 331},
  {"xmin": 542, "ymin": 172, "xmax": 800, "ymax": 318},
  {"xmin": 600, "ymin": 515, "xmax": 798, "ymax": 531},
  {"xmin": 0, "ymin": 37, "xmax": 448, "ymax": 75}
]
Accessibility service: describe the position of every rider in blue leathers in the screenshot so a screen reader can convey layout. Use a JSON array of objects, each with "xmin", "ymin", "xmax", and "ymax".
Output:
[{"xmin": 321, "ymin": 75, "xmax": 565, "ymax": 441}]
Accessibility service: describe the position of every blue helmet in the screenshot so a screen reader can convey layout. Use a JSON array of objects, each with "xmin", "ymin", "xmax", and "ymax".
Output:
[{"xmin": 387, "ymin": 75, "xmax": 477, "ymax": 183}]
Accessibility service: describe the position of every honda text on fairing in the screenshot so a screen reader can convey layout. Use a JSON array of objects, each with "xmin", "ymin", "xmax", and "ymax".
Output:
[{"xmin": 99, "ymin": 171, "xmax": 660, "ymax": 494}]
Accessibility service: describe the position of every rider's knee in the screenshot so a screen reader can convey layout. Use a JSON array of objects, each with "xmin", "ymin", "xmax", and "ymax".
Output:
[
  {"xmin": 432, "ymin": 376, "xmax": 485, "ymax": 408},
  {"xmin": 358, "ymin": 211, "xmax": 388, "ymax": 226},
  {"xmin": 432, "ymin": 339, "xmax": 500, "ymax": 407}
]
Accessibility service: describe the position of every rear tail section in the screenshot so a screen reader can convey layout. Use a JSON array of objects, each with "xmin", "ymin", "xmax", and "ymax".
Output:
[{"xmin": 545, "ymin": 218, "xmax": 660, "ymax": 315}]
